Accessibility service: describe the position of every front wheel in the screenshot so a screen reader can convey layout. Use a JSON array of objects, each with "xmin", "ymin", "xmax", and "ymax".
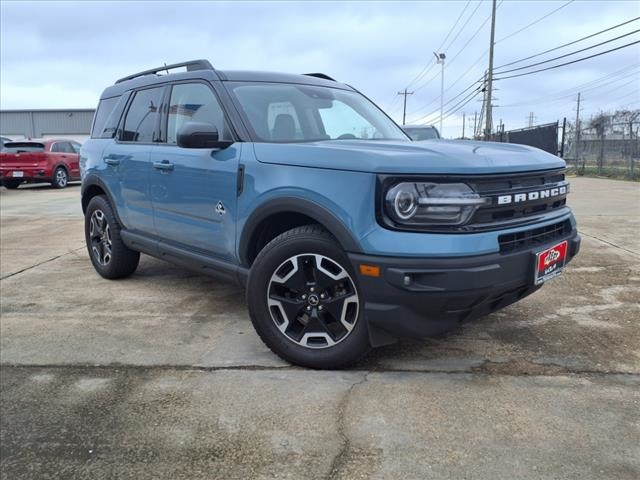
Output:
[
  {"xmin": 52, "ymin": 167, "xmax": 68, "ymax": 189},
  {"xmin": 247, "ymin": 225, "xmax": 370, "ymax": 369},
  {"xmin": 85, "ymin": 195, "xmax": 140, "ymax": 279}
]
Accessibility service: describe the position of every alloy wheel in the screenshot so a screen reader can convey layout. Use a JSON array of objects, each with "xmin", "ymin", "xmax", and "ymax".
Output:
[
  {"xmin": 89, "ymin": 209, "xmax": 112, "ymax": 266},
  {"xmin": 267, "ymin": 253, "xmax": 359, "ymax": 349},
  {"xmin": 55, "ymin": 168, "xmax": 68, "ymax": 188}
]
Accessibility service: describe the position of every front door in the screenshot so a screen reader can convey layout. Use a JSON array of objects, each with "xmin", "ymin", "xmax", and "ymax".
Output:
[{"xmin": 150, "ymin": 82, "xmax": 239, "ymax": 261}]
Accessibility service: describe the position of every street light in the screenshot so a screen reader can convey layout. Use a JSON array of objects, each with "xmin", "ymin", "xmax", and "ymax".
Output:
[{"xmin": 434, "ymin": 52, "xmax": 446, "ymax": 137}]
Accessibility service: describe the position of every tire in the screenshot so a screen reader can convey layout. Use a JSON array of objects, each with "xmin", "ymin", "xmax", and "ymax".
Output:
[
  {"xmin": 247, "ymin": 225, "xmax": 370, "ymax": 369},
  {"xmin": 51, "ymin": 167, "xmax": 68, "ymax": 189},
  {"xmin": 84, "ymin": 195, "xmax": 140, "ymax": 279},
  {"xmin": 3, "ymin": 180, "xmax": 21, "ymax": 189}
]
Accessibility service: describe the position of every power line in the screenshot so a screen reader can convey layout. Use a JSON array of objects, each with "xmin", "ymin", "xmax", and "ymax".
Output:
[
  {"xmin": 499, "ymin": 65, "xmax": 640, "ymax": 108},
  {"xmin": 405, "ymin": 0, "xmax": 473, "ymax": 90},
  {"xmin": 412, "ymin": 0, "xmax": 491, "ymax": 93},
  {"xmin": 496, "ymin": 0, "xmax": 575, "ymax": 44},
  {"xmin": 440, "ymin": 90, "xmax": 484, "ymax": 123},
  {"xmin": 495, "ymin": 29, "xmax": 640, "ymax": 74},
  {"xmin": 414, "ymin": 86, "xmax": 483, "ymax": 125},
  {"xmin": 441, "ymin": 0, "xmax": 484, "ymax": 53},
  {"xmin": 496, "ymin": 17, "xmax": 640, "ymax": 69},
  {"xmin": 494, "ymin": 40, "xmax": 640, "ymax": 80},
  {"xmin": 408, "ymin": 80, "xmax": 482, "ymax": 124}
]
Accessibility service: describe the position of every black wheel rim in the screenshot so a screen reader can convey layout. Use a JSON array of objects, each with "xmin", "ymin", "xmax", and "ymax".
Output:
[
  {"xmin": 267, "ymin": 253, "xmax": 359, "ymax": 349},
  {"xmin": 89, "ymin": 209, "xmax": 112, "ymax": 266}
]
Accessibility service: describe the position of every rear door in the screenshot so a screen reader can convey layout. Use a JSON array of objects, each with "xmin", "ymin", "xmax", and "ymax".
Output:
[
  {"xmin": 149, "ymin": 81, "xmax": 240, "ymax": 261},
  {"xmin": 51, "ymin": 141, "xmax": 80, "ymax": 178},
  {"xmin": 101, "ymin": 86, "xmax": 165, "ymax": 233}
]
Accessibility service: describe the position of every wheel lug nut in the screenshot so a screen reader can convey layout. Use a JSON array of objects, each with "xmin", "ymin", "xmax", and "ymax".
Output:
[
  {"xmin": 320, "ymin": 293, "xmax": 326, "ymax": 299},
  {"xmin": 301, "ymin": 294, "xmax": 307, "ymax": 300},
  {"xmin": 306, "ymin": 306, "xmax": 311, "ymax": 311},
  {"xmin": 310, "ymin": 287, "xmax": 315, "ymax": 292},
  {"xmin": 318, "ymin": 305, "xmax": 323, "ymax": 311}
]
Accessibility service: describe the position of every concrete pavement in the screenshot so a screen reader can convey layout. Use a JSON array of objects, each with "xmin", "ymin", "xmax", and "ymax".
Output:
[{"xmin": 1, "ymin": 177, "xmax": 639, "ymax": 479}]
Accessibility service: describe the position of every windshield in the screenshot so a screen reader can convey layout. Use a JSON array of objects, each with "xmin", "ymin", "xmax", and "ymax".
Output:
[
  {"xmin": 228, "ymin": 82, "xmax": 408, "ymax": 143},
  {"xmin": 403, "ymin": 127, "xmax": 439, "ymax": 141}
]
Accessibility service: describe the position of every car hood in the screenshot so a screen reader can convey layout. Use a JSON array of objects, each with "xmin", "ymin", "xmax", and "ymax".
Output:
[{"xmin": 253, "ymin": 139, "xmax": 565, "ymax": 174}]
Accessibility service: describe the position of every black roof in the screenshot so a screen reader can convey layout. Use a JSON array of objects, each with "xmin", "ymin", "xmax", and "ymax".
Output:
[{"xmin": 101, "ymin": 59, "xmax": 354, "ymax": 99}]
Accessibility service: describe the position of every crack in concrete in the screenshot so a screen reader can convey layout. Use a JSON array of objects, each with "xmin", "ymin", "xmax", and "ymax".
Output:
[
  {"xmin": 579, "ymin": 231, "xmax": 640, "ymax": 258},
  {"xmin": 0, "ymin": 247, "xmax": 85, "ymax": 280},
  {"xmin": 0, "ymin": 363, "xmax": 637, "ymax": 377},
  {"xmin": 327, "ymin": 372, "xmax": 370, "ymax": 480}
]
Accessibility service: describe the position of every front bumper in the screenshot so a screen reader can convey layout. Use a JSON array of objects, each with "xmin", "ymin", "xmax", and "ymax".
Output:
[{"xmin": 349, "ymin": 229, "xmax": 580, "ymax": 346}]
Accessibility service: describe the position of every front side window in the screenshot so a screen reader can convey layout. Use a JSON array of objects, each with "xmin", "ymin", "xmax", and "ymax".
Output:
[
  {"xmin": 167, "ymin": 83, "xmax": 230, "ymax": 144},
  {"xmin": 121, "ymin": 87, "xmax": 163, "ymax": 142},
  {"xmin": 229, "ymin": 82, "xmax": 408, "ymax": 143}
]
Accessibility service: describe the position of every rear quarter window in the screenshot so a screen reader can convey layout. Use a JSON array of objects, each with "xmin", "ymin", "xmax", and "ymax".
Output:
[{"xmin": 91, "ymin": 95, "xmax": 127, "ymax": 139}]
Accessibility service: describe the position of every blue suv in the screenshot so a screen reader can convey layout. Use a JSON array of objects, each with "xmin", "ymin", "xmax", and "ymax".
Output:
[{"xmin": 81, "ymin": 60, "xmax": 580, "ymax": 369}]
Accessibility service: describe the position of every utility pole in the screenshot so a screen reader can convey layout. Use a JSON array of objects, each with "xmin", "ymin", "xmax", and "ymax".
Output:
[
  {"xmin": 473, "ymin": 111, "xmax": 478, "ymax": 139},
  {"xmin": 574, "ymin": 92, "xmax": 581, "ymax": 172},
  {"xmin": 462, "ymin": 112, "xmax": 466, "ymax": 139},
  {"xmin": 560, "ymin": 117, "xmax": 567, "ymax": 157},
  {"xmin": 397, "ymin": 88, "xmax": 414, "ymax": 125},
  {"xmin": 484, "ymin": 0, "xmax": 497, "ymax": 140},
  {"xmin": 434, "ymin": 52, "xmax": 446, "ymax": 136}
]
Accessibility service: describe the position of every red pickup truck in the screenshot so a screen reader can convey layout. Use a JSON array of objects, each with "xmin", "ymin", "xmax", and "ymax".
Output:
[{"xmin": 0, "ymin": 139, "xmax": 82, "ymax": 189}]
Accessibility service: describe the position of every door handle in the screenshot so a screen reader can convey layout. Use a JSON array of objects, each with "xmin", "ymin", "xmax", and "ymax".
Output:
[
  {"xmin": 153, "ymin": 160, "xmax": 174, "ymax": 171},
  {"xmin": 104, "ymin": 155, "xmax": 120, "ymax": 166}
]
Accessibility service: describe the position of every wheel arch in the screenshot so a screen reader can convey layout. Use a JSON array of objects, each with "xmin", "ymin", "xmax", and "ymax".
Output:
[
  {"xmin": 239, "ymin": 197, "xmax": 362, "ymax": 267},
  {"xmin": 81, "ymin": 175, "xmax": 125, "ymax": 226}
]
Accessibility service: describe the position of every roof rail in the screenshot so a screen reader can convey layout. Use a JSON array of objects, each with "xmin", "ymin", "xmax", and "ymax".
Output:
[
  {"xmin": 115, "ymin": 59, "xmax": 216, "ymax": 84},
  {"xmin": 303, "ymin": 73, "xmax": 337, "ymax": 82}
]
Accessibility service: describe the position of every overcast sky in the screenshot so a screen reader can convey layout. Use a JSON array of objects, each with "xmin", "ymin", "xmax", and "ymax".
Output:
[{"xmin": 1, "ymin": 0, "xmax": 638, "ymax": 137}]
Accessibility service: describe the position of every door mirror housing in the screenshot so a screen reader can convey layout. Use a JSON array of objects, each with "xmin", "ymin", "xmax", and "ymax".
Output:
[{"xmin": 176, "ymin": 122, "xmax": 233, "ymax": 149}]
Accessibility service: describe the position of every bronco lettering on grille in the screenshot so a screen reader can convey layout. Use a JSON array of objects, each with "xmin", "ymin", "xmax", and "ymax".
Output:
[{"xmin": 497, "ymin": 185, "xmax": 567, "ymax": 205}]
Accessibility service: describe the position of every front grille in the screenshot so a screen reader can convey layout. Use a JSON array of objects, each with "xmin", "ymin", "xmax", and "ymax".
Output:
[
  {"xmin": 498, "ymin": 220, "xmax": 572, "ymax": 253},
  {"xmin": 467, "ymin": 169, "xmax": 568, "ymax": 228}
]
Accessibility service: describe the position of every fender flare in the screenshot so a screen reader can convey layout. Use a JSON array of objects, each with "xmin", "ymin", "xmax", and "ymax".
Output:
[
  {"xmin": 80, "ymin": 174, "xmax": 125, "ymax": 226},
  {"xmin": 238, "ymin": 196, "xmax": 362, "ymax": 266}
]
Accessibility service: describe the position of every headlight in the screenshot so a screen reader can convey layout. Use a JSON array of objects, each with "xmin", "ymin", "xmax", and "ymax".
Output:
[{"xmin": 384, "ymin": 182, "xmax": 489, "ymax": 226}]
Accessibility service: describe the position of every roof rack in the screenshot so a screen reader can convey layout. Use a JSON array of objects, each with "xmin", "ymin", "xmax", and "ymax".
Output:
[
  {"xmin": 303, "ymin": 73, "xmax": 337, "ymax": 82},
  {"xmin": 115, "ymin": 59, "xmax": 216, "ymax": 84}
]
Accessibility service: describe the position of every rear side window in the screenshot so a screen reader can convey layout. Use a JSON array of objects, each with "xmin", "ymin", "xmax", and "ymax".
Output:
[
  {"xmin": 3, "ymin": 142, "xmax": 45, "ymax": 153},
  {"xmin": 51, "ymin": 142, "xmax": 75, "ymax": 153},
  {"xmin": 121, "ymin": 87, "xmax": 164, "ymax": 142},
  {"xmin": 91, "ymin": 96, "xmax": 119, "ymax": 138}
]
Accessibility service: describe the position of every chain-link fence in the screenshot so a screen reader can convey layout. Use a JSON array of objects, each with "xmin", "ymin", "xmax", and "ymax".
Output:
[{"xmin": 565, "ymin": 137, "xmax": 639, "ymax": 181}]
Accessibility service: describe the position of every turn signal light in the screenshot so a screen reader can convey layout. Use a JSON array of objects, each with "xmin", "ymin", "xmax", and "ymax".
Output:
[{"xmin": 359, "ymin": 264, "xmax": 380, "ymax": 277}]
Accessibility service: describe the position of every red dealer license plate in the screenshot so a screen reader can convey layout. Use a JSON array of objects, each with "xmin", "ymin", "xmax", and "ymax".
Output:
[{"xmin": 534, "ymin": 240, "xmax": 568, "ymax": 285}]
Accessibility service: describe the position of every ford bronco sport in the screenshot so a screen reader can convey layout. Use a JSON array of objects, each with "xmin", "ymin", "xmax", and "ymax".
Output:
[{"xmin": 81, "ymin": 60, "xmax": 580, "ymax": 369}]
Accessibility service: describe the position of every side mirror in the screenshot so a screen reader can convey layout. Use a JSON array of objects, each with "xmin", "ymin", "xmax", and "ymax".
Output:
[{"xmin": 176, "ymin": 122, "xmax": 233, "ymax": 149}]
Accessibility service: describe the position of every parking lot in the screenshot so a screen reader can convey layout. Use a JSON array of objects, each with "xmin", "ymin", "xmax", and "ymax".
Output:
[{"xmin": 1, "ymin": 177, "xmax": 639, "ymax": 479}]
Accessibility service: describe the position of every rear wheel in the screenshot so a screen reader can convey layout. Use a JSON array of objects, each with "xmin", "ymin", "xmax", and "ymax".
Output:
[
  {"xmin": 52, "ymin": 167, "xmax": 68, "ymax": 189},
  {"xmin": 85, "ymin": 195, "xmax": 140, "ymax": 279},
  {"xmin": 3, "ymin": 180, "xmax": 21, "ymax": 189},
  {"xmin": 247, "ymin": 225, "xmax": 370, "ymax": 369}
]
